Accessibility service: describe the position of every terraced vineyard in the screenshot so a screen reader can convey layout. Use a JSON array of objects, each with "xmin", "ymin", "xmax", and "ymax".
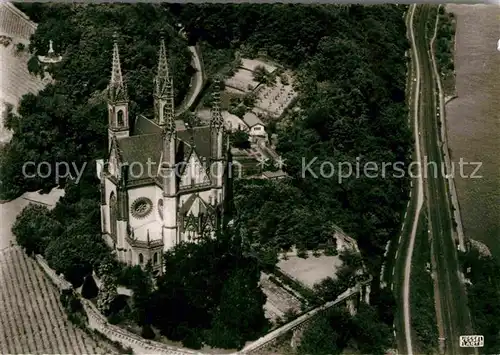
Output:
[{"xmin": 0, "ymin": 246, "xmax": 119, "ymax": 354}]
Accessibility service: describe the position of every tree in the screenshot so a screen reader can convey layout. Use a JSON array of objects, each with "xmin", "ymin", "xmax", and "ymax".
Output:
[
  {"xmin": 141, "ymin": 324, "xmax": 156, "ymax": 340},
  {"xmin": 15, "ymin": 43, "xmax": 25, "ymax": 53},
  {"xmin": 96, "ymin": 260, "xmax": 118, "ymax": 316},
  {"xmin": 208, "ymin": 265, "xmax": 268, "ymax": 349},
  {"xmin": 313, "ymin": 277, "xmax": 342, "ymax": 302},
  {"xmin": 45, "ymin": 232, "xmax": 109, "ymax": 287},
  {"xmin": 1, "ymin": 3, "xmax": 194, "ymax": 199},
  {"xmin": 253, "ymin": 65, "xmax": 269, "ymax": 83},
  {"xmin": 298, "ymin": 307, "xmax": 353, "ymax": 355},
  {"xmin": 351, "ymin": 303, "xmax": 392, "ymax": 355},
  {"xmin": 81, "ymin": 274, "xmax": 99, "ymax": 299},
  {"xmin": 371, "ymin": 287, "xmax": 396, "ymax": 326},
  {"xmin": 131, "ymin": 264, "xmax": 154, "ymax": 325},
  {"xmin": 298, "ymin": 316, "xmax": 342, "ymax": 355},
  {"xmin": 230, "ymin": 130, "xmax": 250, "ymax": 149},
  {"xmin": 12, "ymin": 204, "xmax": 63, "ymax": 255}
]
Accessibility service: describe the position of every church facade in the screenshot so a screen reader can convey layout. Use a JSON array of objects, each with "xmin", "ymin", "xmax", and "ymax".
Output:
[{"xmin": 96, "ymin": 36, "xmax": 228, "ymax": 273}]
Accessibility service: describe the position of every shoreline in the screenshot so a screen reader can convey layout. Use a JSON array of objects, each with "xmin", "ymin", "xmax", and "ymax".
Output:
[
  {"xmin": 445, "ymin": 4, "xmax": 500, "ymax": 258},
  {"xmin": 431, "ymin": 6, "xmax": 467, "ymax": 251},
  {"xmin": 444, "ymin": 95, "xmax": 458, "ymax": 105}
]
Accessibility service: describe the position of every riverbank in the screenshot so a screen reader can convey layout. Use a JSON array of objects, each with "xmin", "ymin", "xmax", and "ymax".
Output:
[
  {"xmin": 431, "ymin": 5, "xmax": 466, "ymax": 251},
  {"xmin": 434, "ymin": 6, "xmax": 457, "ymax": 96}
]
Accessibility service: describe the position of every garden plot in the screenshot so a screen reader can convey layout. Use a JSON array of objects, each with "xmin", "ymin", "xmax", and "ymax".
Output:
[
  {"xmin": 278, "ymin": 253, "xmax": 344, "ymax": 289},
  {"xmin": 0, "ymin": 247, "xmax": 119, "ymax": 354},
  {"xmin": 225, "ymin": 68, "xmax": 259, "ymax": 93},
  {"xmin": 253, "ymin": 74, "xmax": 298, "ymax": 118}
]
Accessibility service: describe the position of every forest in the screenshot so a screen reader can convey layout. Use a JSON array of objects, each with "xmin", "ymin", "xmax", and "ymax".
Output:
[
  {"xmin": 6, "ymin": 3, "xmax": 411, "ymax": 353},
  {"xmin": 459, "ymin": 249, "xmax": 500, "ymax": 353}
]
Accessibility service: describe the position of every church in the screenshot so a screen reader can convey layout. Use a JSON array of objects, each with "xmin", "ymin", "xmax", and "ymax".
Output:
[{"xmin": 96, "ymin": 35, "xmax": 230, "ymax": 274}]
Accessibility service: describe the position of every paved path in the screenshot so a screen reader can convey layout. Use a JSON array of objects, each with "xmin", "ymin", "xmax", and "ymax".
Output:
[
  {"xmin": 176, "ymin": 45, "xmax": 204, "ymax": 116},
  {"xmin": 402, "ymin": 6, "xmax": 425, "ymax": 355},
  {"xmin": 388, "ymin": 6, "xmax": 474, "ymax": 355}
]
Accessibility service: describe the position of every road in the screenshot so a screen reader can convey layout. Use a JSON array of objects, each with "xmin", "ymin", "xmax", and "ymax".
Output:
[
  {"xmin": 414, "ymin": 5, "xmax": 475, "ymax": 355},
  {"xmin": 402, "ymin": 5, "xmax": 425, "ymax": 355},
  {"xmin": 386, "ymin": 5, "xmax": 476, "ymax": 355},
  {"xmin": 176, "ymin": 45, "xmax": 204, "ymax": 116}
]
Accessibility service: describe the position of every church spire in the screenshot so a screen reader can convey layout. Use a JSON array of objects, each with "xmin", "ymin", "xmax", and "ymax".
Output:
[
  {"xmin": 154, "ymin": 37, "xmax": 175, "ymax": 127},
  {"xmin": 108, "ymin": 32, "xmax": 127, "ymax": 103},
  {"xmin": 107, "ymin": 32, "xmax": 130, "ymax": 148},
  {"xmin": 155, "ymin": 37, "xmax": 170, "ymax": 98},
  {"xmin": 210, "ymin": 77, "xmax": 224, "ymax": 131}
]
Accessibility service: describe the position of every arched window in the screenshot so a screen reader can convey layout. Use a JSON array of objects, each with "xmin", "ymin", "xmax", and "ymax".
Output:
[
  {"xmin": 153, "ymin": 252, "xmax": 158, "ymax": 265},
  {"xmin": 109, "ymin": 192, "xmax": 117, "ymax": 238},
  {"xmin": 128, "ymin": 250, "xmax": 132, "ymax": 265},
  {"xmin": 117, "ymin": 110, "xmax": 124, "ymax": 126},
  {"xmin": 101, "ymin": 206, "xmax": 106, "ymax": 232},
  {"xmin": 139, "ymin": 253, "xmax": 144, "ymax": 264},
  {"xmin": 199, "ymin": 213, "xmax": 204, "ymax": 233}
]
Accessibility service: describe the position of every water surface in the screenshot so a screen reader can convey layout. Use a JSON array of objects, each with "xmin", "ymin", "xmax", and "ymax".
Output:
[{"xmin": 446, "ymin": 4, "xmax": 500, "ymax": 257}]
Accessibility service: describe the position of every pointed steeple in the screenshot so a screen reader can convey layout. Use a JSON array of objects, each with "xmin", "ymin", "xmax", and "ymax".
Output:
[
  {"xmin": 108, "ymin": 32, "xmax": 127, "ymax": 103},
  {"xmin": 154, "ymin": 36, "xmax": 175, "ymax": 127},
  {"xmin": 210, "ymin": 77, "xmax": 224, "ymax": 131},
  {"xmin": 155, "ymin": 37, "xmax": 170, "ymax": 98}
]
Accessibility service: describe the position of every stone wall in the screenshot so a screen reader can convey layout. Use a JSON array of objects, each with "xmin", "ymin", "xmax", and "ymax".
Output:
[
  {"xmin": 35, "ymin": 255, "xmax": 207, "ymax": 355},
  {"xmin": 239, "ymin": 284, "xmax": 364, "ymax": 354},
  {"xmin": 92, "ymin": 271, "xmax": 133, "ymax": 297},
  {"xmin": 34, "ymin": 252, "xmax": 370, "ymax": 355},
  {"xmin": 35, "ymin": 254, "xmax": 72, "ymax": 290},
  {"xmin": 81, "ymin": 298, "xmax": 204, "ymax": 355}
]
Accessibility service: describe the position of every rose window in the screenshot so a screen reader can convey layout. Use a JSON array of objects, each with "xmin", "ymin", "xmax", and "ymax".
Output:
[{"xmin": 131, "ymin": 197, "xmax": 153, "ymax": 219}]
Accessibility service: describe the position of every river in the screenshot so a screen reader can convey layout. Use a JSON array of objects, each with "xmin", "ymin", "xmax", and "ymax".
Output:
[{"xmin": 445, "ymin": 4, "xmax": 500, "ymax": 258}]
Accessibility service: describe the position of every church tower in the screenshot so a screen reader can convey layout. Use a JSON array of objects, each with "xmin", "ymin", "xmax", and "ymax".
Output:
[
  {"xmin": 107, "ymin": 32, "xmax": 129, "ymax": 149},
  {"xmin": 158, "ymin": 39, "xmax": 178, "ymax": 250},
  {"xmin": 210, "ymin": 78, "xmax": 225, "ymax": 200},
  {"xmin": 154, "ymin": 37, "xmax": 174, "ymax": 127}
]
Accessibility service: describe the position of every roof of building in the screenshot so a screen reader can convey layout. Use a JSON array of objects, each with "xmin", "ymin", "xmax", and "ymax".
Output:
[
  {"xmin": 115, "ymin": 115, "xmax": 214, "ymax": 182},
  {"xmin": 133, "ymin": 115, "xmax": 162, "ymax": 135},
  {"xmin": 242, "ymin": 112, "xmax": 264, "ymax": 128},
  {"xmin": 261, "ymin": 170, "xmax": 288, "ymax": 179},
  {"xmin": 117, "ymin": 133, "xmax": 163, "ymax": 177},
  {"xmin": 240, "ymin": 58, "xmax": 278, "ymax": 74}
]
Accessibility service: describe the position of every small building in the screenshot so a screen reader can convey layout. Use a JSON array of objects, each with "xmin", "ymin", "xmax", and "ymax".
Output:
[
  {"xmin": 261, "ymin": 170, "xmax": 288, "ymax": 180},
  {"xmin": 222, "ymin": 111, "xmax": 247, "ymax": 132},
  {"xmin": 242, "ymin": 112, "xmax": 267, "ymax": 139}
]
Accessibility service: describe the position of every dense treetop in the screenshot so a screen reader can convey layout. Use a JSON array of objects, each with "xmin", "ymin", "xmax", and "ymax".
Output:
[{"xmin": 8, "ymin": 4, "xmax": 413, "ymax": 353}]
